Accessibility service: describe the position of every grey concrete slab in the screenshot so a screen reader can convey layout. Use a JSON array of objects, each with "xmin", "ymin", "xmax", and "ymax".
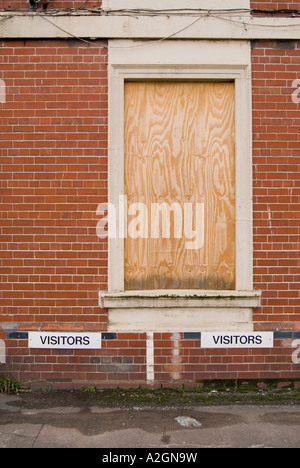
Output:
[
  {"xmin": 0, "ymin": 423, "xmax": 43, "ymax": 448},
  {"xmin": 0, "ymin": 393, "xmax": 299, "ymax": 448}
]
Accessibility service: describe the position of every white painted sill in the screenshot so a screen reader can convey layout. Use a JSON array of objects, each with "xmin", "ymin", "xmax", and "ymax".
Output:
[
  {"xmin": 99, "ymin": 289, "xmax": 261, "ymax": 332},
  {"xmin": 100, "ymin": 289, "xmax": 261, "ymax": 309}
]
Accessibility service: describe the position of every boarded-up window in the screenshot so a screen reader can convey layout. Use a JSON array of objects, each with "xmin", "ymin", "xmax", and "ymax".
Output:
[{"xmin": 124, "ymin": 81, "xmax": 235, "ymax": 290}]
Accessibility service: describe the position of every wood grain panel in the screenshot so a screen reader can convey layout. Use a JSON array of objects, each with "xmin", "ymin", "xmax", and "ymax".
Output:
[{"xmin": 124, "ymin": 81, "xmax": 235, "ymax": 290}]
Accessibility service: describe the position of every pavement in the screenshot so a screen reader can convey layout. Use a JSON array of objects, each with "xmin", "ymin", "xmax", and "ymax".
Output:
[{"xmin": 0, "ymin": 392, "xmax": 299, "ymax": 449}]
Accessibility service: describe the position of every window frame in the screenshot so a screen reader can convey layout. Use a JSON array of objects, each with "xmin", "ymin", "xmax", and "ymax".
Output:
[{"xmin": 100, "ymin": 39, "xmax": 261, "ymax": 332}]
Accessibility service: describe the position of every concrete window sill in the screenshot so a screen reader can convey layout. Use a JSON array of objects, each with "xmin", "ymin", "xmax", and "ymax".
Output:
[{"xmin": 99, "ymin": 290, "xmax": 261, "ymax": 332}]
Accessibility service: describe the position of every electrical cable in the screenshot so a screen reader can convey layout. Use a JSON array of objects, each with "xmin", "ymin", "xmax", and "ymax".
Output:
[
  {"xmin": 0, "ymin": 14, "xmax": 14, "ymax": 21},
  {"xmin": 109, "ymin": 15, "xmax": 206, "ymax": 49},
  {"xmin": 252, "ymin": 9, "xmax": 300, "ymax": 15},
  {"xmin": 39, "ymin": 13, "xmax": 206, "ymax": 48},
  {"xmin": 1, "ymin": 6, "xmax": 299, "ymax": 16},
  {"xmin": 1, "ymin": 8, "xmax": 299, "ymax": 50},
  {"xmin": 39, "ymin": 14, "xmax": 100, "ymax": 44},
  {"xmin": 102, "ymin": 8, "xmax": 252, "ymax": 16},
  {"xmin": 38, "ymin": 9, "xmax": 300, "ymax": 48},
  {"xmin": 218, "ymin": 14, "xmax": 300, "ymax": 29}
]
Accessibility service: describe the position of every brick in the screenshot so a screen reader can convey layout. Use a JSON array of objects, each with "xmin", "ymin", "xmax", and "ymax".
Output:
[{"xmin": 0, "ymin": 30, "xmax": 299, "ymax": 388}]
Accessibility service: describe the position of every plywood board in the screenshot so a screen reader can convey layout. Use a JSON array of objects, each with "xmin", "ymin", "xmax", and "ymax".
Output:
[{"xmin": 124, "ymin": 81, "xmax": 235, "ymax": 290}]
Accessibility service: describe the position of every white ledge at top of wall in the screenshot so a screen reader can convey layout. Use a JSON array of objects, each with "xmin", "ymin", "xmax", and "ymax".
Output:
[
  {"xmin": 99, "ymin": 289, "xmax": 262, "ymax": 309},
  {"xmin": 0, "ymin": 14, "xmax": 300, "ymax": 40}
]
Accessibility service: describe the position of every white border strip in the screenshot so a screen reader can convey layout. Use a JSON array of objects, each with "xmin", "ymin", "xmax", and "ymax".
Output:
[{"xmin": 0, "ymin": 15, "xmax": 300, "ymax": 40}]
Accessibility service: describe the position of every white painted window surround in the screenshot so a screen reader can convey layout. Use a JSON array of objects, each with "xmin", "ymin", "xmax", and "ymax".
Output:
[{"xmin": 99, "ymin": 39, "xmax": 261, "ymax": 332}]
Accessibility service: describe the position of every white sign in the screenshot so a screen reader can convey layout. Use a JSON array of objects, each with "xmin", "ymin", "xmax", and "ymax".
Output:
[
  {"xmin": 28, "ymin": 332, "xmax": 102, "ymax": 349},
  {"xmin": 201, "ymin": 332, "xmax": 274, "ymax": 348}
]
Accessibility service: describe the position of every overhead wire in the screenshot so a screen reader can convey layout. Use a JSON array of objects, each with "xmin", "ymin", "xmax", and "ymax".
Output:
[
  {"xmin": 0, "ymin": 14, "xmax": 14, "ymax": 21},
  {"xmin": 38, "ymin": 13, "xmax": 207, "ymax": 48},
  {"xmin": 40, "ymin": 13, "xmax": 99, "ymax": 44},
  {"xmin": 1, "ymin": 8, "xmax": 300, "ymax": 49},
  {"xmin": 108, "ymin": 15, "xmax": 207, "ymax": 49},
  {"xmin": 101, "ymin": 8, "xmax": 252, "ymax": 16}
]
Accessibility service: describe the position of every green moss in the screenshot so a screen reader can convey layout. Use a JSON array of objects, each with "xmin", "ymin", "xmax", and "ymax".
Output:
[{"xmin": 79, "ymin": 379, "xmax": 300, "ymax": 405}]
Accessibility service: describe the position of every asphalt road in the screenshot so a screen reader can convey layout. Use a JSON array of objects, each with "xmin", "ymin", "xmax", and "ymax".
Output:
[
  {"xmin": 0, "ymin": 395, "xmax": 300, "ymax": 452},
  {"xmin": 0, "ymin": 393, "xmax": 299, "ymax": 448}
]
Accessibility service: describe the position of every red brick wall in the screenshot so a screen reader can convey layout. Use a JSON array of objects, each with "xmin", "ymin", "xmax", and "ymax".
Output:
[
  {"xmin": 252, "ymin": 40, "xmax": 300, "ymax": 332},
  {"xmin": 1, "ymin": 1, "xmax": 299, "ymax": 12},
  {"xmin": 0, "ymin": 37, "xmax": 299, "ymax": 388},
  {"xmin": 0, "ymin": 39, "xmax": 110, "ymax": 386},
  {"xmin": 1, "ymin": 0, "xmax": 101, "ymax": 9},
  {"xmin": 251, "ymin": 2, "xmax": 300, "ymax": 10}
]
